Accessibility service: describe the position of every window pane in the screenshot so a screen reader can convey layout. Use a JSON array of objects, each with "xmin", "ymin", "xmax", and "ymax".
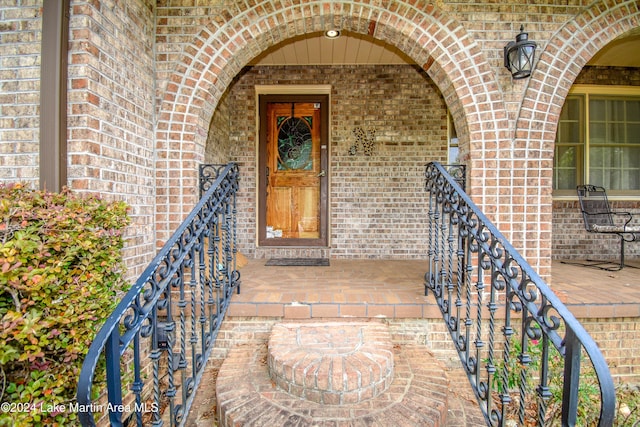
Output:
[
  {"xmin": 590, "ymin": 122, "xmax": 606, "ymax": 144},
  {"xmin": 554, "ymin": 145, "xmax": 578, "ymax": 190},
  {"xmin": 559, "ymin": 122, "xmax": 580, "ymax": 143},
  {"xmin": 555, "ymin": 169, "xmax": 577, "ymax": 190},
  {"xmin": 629, "ymin": 147, "xmax": 640, "ymax": 189},
  {"xmin": 554, "ymin": 95, "xmax": 584, "ymax": 191},
  {"xmin": 627, "ymin": 101, "xmax": 640, "ymax": 120},
  {"xmin": 563, "ymin": 97, "xmax": 581, "ymax": 121},
  {"xmin": 618, "ymin": 146, "xmax": 640, "ymax": 190},
  {"xmin": 556, "ymin": 145, "xmax": 576, "ymax": 167},
  {"xmin": 608, "ymin": 123, "xmax": 625, "ymax": 144},
  {"xmin": 610, "ymin": 99, "xmax": 625, "ymax": 121},
  {"xmin": 590, "ymin": 99, "xmax": 606, "ymax": 119},
  {"xmin": 589, "ymin": 96, "xmax": 640, "ymax": 191},
  {"xmin": 590, "ymin": 146, "xmax": 640, "ymax": 190},
  {"xmin": 628, "ymin": 124, "xmax": 640, "ymax": 144},
  {"xmin": 589, "ymin": 146, "xmax": 604, "ymax": 186}
]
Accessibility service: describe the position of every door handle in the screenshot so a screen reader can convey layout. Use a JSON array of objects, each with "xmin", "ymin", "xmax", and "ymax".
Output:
[{"xmin": 317, "ymin": 170, "xmax": 326, "ymax": 177}]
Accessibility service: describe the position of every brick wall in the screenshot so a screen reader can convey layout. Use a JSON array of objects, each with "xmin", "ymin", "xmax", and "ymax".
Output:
[
  {"xmin": 153, "ymin": 0, "xmax": 640, "ymax": 278},
  {"xmin": 1, "ymin": 0, "xmax": 639, "ymax": 279},
  {"xmin": 553, "ymin": 200, "xmax": 640, "ymax": 261},
  {"xmin": 0, "ymin": 2, "xmax": 42, "ymax": 184},
  {"xmin": 0, "ymin": 1, "xmax": 158, "ymax": 280},
  {"xmin": 393, "ymin": 317, "xmax": 640, "ymax": 383},
  {"xmin": 221, "ymin": 64, "xmax": 448, "ymax": 259},
  {"xmin": 205, "ymin": 90, "xmax": 232, "ymax": 164},
  {"xmin": 66, "ymin": 0, "xmax": 157, "ymax": 280},
  {"xmin": 215, "ymin": 316, "xmax": 640, "ymax": 385},
  {"xmin": 577, "ymin": 66, "xmax": 640, "ymax": 86},
  {"xmin": 582, "ymin": 317, "xmax": 640, "ymax": 383}
]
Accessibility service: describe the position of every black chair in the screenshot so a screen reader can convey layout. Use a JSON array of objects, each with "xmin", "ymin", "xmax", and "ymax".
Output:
[{"xmin": 575, "ymin": 184, "xmax": 640, "ymax": 270}]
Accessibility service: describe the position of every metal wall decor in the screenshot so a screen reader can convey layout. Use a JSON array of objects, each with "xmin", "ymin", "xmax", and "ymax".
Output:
[
  {"xmin": 424, "ymin": 162, "xmax": 615, "ymax": 426},
  {"xmin": 348, "ymin": 126, "xmax": 376, "ymax": 156}
]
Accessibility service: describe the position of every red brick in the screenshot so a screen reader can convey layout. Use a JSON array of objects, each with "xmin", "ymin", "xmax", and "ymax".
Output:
[{"xmin": 284, "ymin": 303, "xmax": 311, "ymax": 319}]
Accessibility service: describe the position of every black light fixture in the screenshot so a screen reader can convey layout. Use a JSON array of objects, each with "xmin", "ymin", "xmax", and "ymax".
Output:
[
  {"xmin": 504, "ymin": 25, "xmax": 537, "ymax": 79},
  {"xmin": 324, "ymin": 29, "xmax": 341, "ymax": 39}
]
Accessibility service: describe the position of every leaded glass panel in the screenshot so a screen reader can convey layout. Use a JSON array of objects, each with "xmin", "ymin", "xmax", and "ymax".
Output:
[{"xmin": 276, "ymin": 116, "xmax": 313, "ymax": 170}]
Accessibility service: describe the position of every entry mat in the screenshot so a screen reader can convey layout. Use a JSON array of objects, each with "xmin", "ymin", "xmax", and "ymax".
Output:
[{"xmin": 265, "ymin": 258, "xmax": 330, "ymax": 267}]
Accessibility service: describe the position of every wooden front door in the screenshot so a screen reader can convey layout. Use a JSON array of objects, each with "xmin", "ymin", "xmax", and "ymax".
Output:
[{"xmin": 258, "ymin": 94, "xmax": 329, "ymax": 246}]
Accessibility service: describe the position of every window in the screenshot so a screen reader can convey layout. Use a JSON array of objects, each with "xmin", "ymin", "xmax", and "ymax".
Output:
[
  {"xmin": 276, "ymin": 115, "xmax": 313, "ymax": 170},
  {"xmin": 554, "ymin": 86, "xmax": 640, "ymax": 196},
  {"xmin": 448, "ymin": 112, "xmax": 459, "ymax": 164}
]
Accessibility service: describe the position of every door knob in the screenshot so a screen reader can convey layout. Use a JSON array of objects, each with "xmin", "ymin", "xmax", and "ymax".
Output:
[{"xmin": 317, "ymin": 170, "xmax": 326, "ymax": 177}]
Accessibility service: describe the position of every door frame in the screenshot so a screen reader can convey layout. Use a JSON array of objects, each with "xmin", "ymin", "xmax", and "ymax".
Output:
[{"xmin": 256, "ymin": 87, "xmax": 331, "ymax": 247}]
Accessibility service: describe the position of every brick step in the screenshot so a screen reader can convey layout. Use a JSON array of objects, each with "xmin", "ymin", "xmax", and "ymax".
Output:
[
  {"xmin": 268, "ymin": 322, "xmax": 395, "ymax": 405},
  {"xmin": 216, "ymin": 321, "xmax": 452, "ymax": 426}
]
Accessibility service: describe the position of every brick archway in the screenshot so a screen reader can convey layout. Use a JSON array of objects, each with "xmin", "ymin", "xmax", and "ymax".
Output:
[
  {"xmin": 519, "ymin": 0, "xmax": 640, "ymax": 141},
  {"xmin": 154, "ymin": 1, "xmax": 508, "ymax": 247},
  {"xmin": 510, "ymin": 0, "xmax": 640, "ymax": 275}
]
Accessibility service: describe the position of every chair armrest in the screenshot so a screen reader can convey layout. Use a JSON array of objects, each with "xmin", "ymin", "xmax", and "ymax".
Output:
[
  {"xmin": 610, "ymin": 211, "xmax": 633, "ymax": 227},
  {"xmin": 591, "ymin": 223, "xmax": 640, "ymax": 234},
  {"xmin": 582, "ymin": 210, "xmax": 615, "ymax": 217}
]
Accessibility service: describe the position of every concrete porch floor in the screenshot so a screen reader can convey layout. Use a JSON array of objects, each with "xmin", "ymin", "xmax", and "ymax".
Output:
[{"xmin": 184, "ymin": 257, "xmax": 640, "ymax": 426}]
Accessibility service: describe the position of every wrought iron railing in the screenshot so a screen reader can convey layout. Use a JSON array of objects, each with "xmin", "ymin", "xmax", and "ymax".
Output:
[
  {"xmin": 77, "ymin": 163, "xmax": 241, "ymax": 426},
  {"xmin": 424, "ymin": 162, "xmax": 615, "ymax": 426}
]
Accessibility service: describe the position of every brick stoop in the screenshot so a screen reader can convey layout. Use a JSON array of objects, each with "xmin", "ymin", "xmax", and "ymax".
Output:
[
  {"xmin": 268, "ymin": 322, "xmax": 395, "ymax": 405},
  {"xmin": 216, "ymin": 321, "xmax": 452, "ymax": 426}
]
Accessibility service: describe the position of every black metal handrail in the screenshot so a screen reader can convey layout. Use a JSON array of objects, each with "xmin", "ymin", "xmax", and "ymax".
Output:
[
  {"xmin": 77, "ymin": 163, "xmax": 240, "ymax": 426},
  {"xmin": 424, "ymin": 162, "xmax": 615, "ymax": 426}
]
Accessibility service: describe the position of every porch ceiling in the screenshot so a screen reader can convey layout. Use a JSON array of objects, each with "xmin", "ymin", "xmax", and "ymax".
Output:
[
  {"xmin": 250, "ymin": 30, "xmax": 640, "ymax": 67},
  {"xmin": 249, "ymin": 31, "xmax": 413, "ymax": 66}
]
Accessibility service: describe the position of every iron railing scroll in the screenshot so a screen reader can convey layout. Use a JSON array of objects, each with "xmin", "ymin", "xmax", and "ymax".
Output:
[
  {"xmin": 442, "ymin": 163, "xmax": 466, "ymax": 191},
  {"xmin": 424, "ymin": 162, "xmax": 615, "ymax": 426},
  {"xmin": 77, "ymin": 163, "xmax": 241, "ymax": 426}
]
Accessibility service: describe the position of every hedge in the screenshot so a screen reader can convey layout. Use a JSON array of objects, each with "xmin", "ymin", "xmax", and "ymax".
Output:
[{"xmin": 0, "ymin": 184, "xmax": 130, "ymax": 426}]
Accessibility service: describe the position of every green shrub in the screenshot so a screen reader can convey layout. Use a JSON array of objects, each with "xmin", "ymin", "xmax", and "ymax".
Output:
[
  {"xmin": 492, "ymin": 331, "xmax": 640, "ymax": 426},
  {"xmin": 0, "ymin": 183, "xmax": 130, "ymax": 426}
]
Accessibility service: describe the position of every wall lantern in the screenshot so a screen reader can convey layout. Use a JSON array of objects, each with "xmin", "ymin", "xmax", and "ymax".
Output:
[{"xmin": 504, "ymin": 25, "xmax": 537, "ymax": 79}]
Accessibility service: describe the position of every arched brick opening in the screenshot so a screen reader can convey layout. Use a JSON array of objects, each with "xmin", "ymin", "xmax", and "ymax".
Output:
[
  {"xmin": 514, "ymin": 0, "xmax": 640, "ymax": 276},
  {"xmin": 154, "ymin": 1, "xmax": 509, "ymax": 255}
]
